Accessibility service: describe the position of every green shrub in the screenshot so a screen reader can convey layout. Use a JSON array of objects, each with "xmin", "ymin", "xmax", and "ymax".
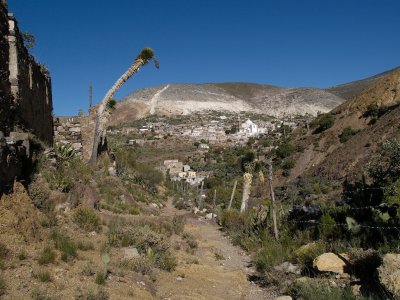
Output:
[
  {"xmin": 282, "ymin": 157, "xmax": 295, "ymax": 170},
  {"xmin": 311, "ymin": 114, "xmax": 335, "ymax": 133},
  {"xmin": 293, "ymin": 242, "xmax": 326, "ymax": 269},
  {"xmin": 37, "ymin": 246, "xmax": 56, "ymax": 265},
  {"xmin": 131, "ymin": 225, "xmax": 170, "ymax": 254},
  {"xmin": 125, "ymin": 257, "xmax": 154, "ymax": 276},
  {"xmin": 290, "ymin": 280, "xmax": 356, "ymax": 300},
  {"xmin": 276, "ymin": 142, "xmax": 295, "ymax": 159},
  {"xmin": 339, "ymin": 127, "xmax": 359, "ymax": 143},
  {"xmin": 50, "ymin": 229, "xmax": 77, "ymax": 262},
  {"xmin": 255, "ymin": 241, "xmax": 291, "ymax": 273},
  {"xmin": 95, "ymin": 272, "xmax": 105, "ymax": 285},
  {"xmin": 318, "ymin": 214, "xmax": 336, "ymax": 239},
  {"xmin": 172, "ymin": 215, "xmax": 185, "ymax": 235},
  {"xmin": 220, "ymin": 210, "xmax": 247, "ymax": 233},
  {"xmin": 157, "ymin": 254, "xmax": 177, "ymax": 272},
  {"xmin": 73, "ymin": 207, "xmax": 101, "ymax": 232}
]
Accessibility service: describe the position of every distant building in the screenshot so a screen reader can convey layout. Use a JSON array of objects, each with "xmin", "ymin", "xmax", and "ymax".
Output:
[
  {"xmin": 163, "ymin": 160, "xmax": 184, "ymax": 175},
  {"xmin": 240, "ymin": 119, "xmax": 267, "ymax": 135},
  {"xmin": 198, "ymin": 143, "xmax": 210, "ymax": 150}
]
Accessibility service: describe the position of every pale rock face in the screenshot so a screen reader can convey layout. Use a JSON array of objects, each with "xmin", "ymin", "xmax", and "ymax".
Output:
[
  {"xmin": 110, "ymin": 83, "xmax": 346, "ymax": 125},
  {"xmin": 313, "ymin": 252, "xmax": 347, "ymax": 274},
  {"xmin": 378, "ymin": 253, "xmax": 400, "ymax": 298}
]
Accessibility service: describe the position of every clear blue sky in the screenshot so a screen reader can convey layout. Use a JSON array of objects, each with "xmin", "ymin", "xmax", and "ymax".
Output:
[{"xmin": 7, "ymin": 0, "xmax": 400, "ymax": 116}]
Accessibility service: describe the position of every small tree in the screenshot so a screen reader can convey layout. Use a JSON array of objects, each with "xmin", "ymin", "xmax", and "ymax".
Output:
[{"xmin": 311, "ymin": 114, "xmax": 335, "ymax": 133}]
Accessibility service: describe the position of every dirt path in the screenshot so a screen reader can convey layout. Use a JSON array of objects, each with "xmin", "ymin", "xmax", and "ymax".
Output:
[{"xmin": 155, "ymin": 199, "xmax": 278, "ymax": 300}]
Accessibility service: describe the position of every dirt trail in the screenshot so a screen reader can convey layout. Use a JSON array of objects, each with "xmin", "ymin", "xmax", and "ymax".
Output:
[{"xmin": 155, "ymin": 199, "xmax": 277, "ymax": 300}]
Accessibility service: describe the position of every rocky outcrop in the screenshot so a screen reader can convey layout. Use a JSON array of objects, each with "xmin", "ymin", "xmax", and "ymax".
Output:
[
  {"xmin": 0, "ymin": 132, "xmax": 29, "ymax": 195},
  {"xmin": 313, "ymin": 252, "xmax": 347, "ymax": 274},
  {"xmin": 378, "ymin": 253, "xmax": 400, "ymax": 298}
]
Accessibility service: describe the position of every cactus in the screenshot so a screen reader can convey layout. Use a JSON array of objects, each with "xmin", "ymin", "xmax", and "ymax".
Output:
[
  {"xmin": 55, "ymin": 142, "xmax": 76, "ymax": 161},
  {"xmin": 101, "ymin": 251, "xmax": 110, "ymax": 281}
]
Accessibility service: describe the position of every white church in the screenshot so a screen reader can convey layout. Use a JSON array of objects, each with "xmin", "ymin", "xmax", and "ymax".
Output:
[{"xmin": 240, "ymin": 119, "xmax": 267, "ymax": 136}]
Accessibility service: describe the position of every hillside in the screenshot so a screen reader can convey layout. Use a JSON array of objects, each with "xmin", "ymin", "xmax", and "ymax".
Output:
[
  {"xmin": 109, "ymin": 83, "xmax": 345, "ymax": 125},
  {"xmin": 289, "ymin": 67, "xmax": 400, "ymax": 182},
  {"xmin": 325, "ymin": 67, "xmax": 400, "ymax": 100}
]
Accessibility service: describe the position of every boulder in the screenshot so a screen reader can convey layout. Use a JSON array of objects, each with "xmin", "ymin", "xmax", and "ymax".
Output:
[
  {"xmin": 378, "ymin": 253, "xmax": 400, "ymax": 298},
  {"xmin": 274, "ymin": 261, "xmax": 301, "ymax": 275},
  {"xmin": 205, "ymin": 213, "xmax": 217, "ymax": 220},
  {"xmin": 123, "ymin": 247, "xmax": 139, "ymax": 259},
  {"xmin": 313, "ymin": 252, "xmax": 347, "ymax": 274}
]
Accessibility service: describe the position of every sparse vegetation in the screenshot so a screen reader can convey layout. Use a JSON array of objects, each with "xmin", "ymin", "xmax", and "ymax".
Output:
[
  {"xmin": 50, "ymin": 229, "xmax": 78, "ymax": 262},
  {"xmin": 37, "ymin": 246, "xmax": 56, "ymax": 265},
  {"xmin": 33, "ymin": 270, "xmax": 52, "ymax": 282},
  {"xmin": 75, "ymin": 289, "xmax": 109, "ymax": 300},
  {"xmin": 73, "ymin": 207, "xmax": 101, "ymax": 232},
  {"xmin": 0, "ymin": 274, "xmax": 6, "ymax": 297},
  {"xmin": 339, "ymin": 126, "xmax": 359, "ymax": 143}
]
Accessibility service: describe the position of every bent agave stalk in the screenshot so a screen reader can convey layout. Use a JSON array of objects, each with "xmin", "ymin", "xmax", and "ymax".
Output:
[{"xmin": 90, "ymin": 48, "xmax": 159, "ymax": 163}]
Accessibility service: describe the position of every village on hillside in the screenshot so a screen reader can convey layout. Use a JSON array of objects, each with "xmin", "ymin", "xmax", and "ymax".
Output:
[{"xmin": 108, "ymin": 112, "xmax": 312, "ymax": 146}]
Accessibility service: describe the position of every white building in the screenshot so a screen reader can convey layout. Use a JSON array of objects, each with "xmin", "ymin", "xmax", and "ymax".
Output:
[{"xmin": 240, "ymin": 119, "xmax": 266, "ymax": 135}]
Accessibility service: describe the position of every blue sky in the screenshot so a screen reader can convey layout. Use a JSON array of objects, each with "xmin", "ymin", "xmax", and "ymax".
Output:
[{"xmin": 7, "ymin": 0, "xmax": 400, "ymax": 116}]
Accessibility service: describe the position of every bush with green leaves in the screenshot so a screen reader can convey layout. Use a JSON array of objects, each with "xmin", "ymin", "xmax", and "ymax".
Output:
[
  {"xmin": 339, "ymin": 127, "xmax": 359, "ymax": 143},
  {"xmin": 293, "ymin": 241, "xmax": 326, "ymax": 270},
  {"xmin": 73, "ymin": 207, "xmax": 101, "ymax": 232},
  {"xmin": 311, "ymin": 114, "xmax": 335, "ymax": 133},
  {"xmin": 367, "ymin": 140, "xmax": 400, "ymax": 185},
  {"xmin": 276, "ymin": 142, "xmax": 295, "ymax": 159}
]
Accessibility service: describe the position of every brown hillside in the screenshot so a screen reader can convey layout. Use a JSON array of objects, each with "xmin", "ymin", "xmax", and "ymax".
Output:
[
  {"xmin": 288, "ymin": 68, "xmax": 400, "ymax": 182},
  {"xmin": 311, "ymin": 105, "xmax": 400, "ymax": 181}
]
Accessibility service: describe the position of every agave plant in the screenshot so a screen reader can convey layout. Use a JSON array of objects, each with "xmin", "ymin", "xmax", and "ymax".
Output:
[
  {"xmin": 90, "ymin": 48, "xmax": 159, "ymax": 163},
  {"xmin": 55, "ymin": 142, "xmax": 76, "ymax": 162}
]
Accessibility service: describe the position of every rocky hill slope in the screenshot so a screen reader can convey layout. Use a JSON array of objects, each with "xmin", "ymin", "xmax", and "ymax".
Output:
[
  {"xmin": 289, "ymin": 67, "xmax": 400, "ymax": 182},
  {"xmin": 326, "ymin": 67, "xmax": 400, "ymax": 100},
  {"xmin": 109, "ymin": 83, "xmax": 345, "ymax": 125}
]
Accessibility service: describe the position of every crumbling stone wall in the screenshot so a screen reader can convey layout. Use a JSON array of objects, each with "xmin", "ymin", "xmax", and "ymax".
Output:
[
  {"xmin": 7, "ymin": 11, "xmax": 53, "ymax": 144},
  {"xmin": 0, "ymin": 2, "xmax": 12, "ymax": 135},
  {"xmin": 53, "ymin": 116, "xmax": 83, "ymax": 156},
  {"xmin": 0, "ymin": 1, "xmax": 53, "ymax": 195}
]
